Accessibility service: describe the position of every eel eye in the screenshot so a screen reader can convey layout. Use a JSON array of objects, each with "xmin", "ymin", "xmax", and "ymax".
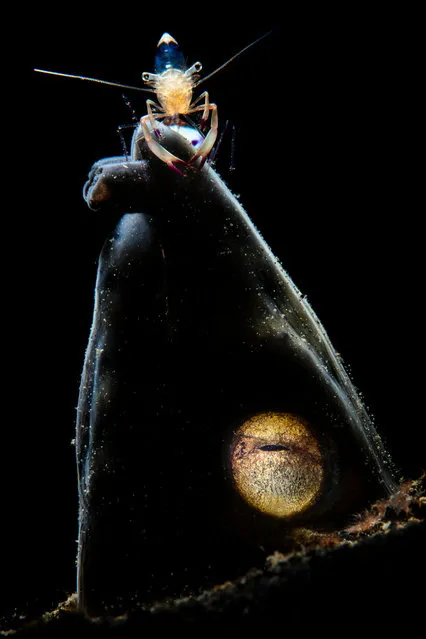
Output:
[{"xmin": 230, "ymin": 412, "xmax": 325, "ymax": 519}]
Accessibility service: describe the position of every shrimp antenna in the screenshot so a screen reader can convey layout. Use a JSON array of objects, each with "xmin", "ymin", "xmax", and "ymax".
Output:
[
  {"xmin": 33, "ymin": 69, "xmax": 155, "ymax": 93},
  {"xmin": 194, "ymin": 30, "xmax": 274, "ymax": 88}
]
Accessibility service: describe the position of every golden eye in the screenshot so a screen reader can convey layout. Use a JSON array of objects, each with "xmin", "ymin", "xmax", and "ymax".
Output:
[{"xmin": 230, "ymin": 412, "xmax": 324, "ymax": 518}]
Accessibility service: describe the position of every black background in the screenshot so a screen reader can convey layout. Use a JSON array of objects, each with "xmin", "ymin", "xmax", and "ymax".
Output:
[{"xmin": 5, "ymin": 8, "xmax": 421, "ymax": 622}]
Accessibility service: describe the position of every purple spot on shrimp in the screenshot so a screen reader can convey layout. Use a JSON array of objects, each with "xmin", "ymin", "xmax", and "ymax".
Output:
[{"xmin": 192, "ymin": 139, "xmax": 199, "ymax": 146}]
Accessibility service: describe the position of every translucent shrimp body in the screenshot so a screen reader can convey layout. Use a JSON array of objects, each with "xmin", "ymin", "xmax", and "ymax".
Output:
[
  {"xmin": 155, "ymin": 68, "xmax": 193, "ymax": 116},
  {"xmin": 140, "ymin": 33, "xmax": 217, "ymax": 174}
]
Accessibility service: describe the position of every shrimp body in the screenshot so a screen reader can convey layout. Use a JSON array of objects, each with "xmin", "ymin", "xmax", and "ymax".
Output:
[
  {"xmin": 155, "ymin": 69, "xmax": 193, "ymax": 116},
  {"xmin": 140, "ymin": 33, "xmax": 218, "ymax": 174}
]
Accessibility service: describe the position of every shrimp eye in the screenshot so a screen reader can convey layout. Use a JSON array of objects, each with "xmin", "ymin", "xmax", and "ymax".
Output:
[
  {"xmin": 230, "ymin": 412, "xmax": 326, "ymax": 519},
  {"xmin": 193, "ymin": 61, "xmax": 202, "ymax": 72},
  {"xmin": 142, "ymin": 72, "xmax": 150, "ymax": 82}
]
